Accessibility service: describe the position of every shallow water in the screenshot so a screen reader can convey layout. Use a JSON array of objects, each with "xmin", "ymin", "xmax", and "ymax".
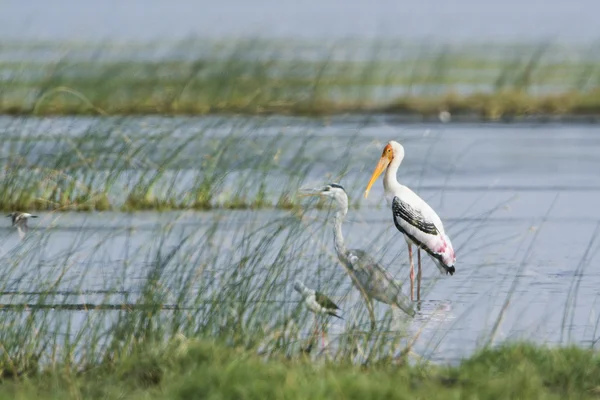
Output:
[{"xmin": 1, "ymin": 115, "xmax": 599, "ymax": 363}]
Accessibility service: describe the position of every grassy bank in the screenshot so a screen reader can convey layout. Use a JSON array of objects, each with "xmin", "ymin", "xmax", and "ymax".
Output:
[
  {"xmin": 0, "ymin": 338, "xmax": 598, "ymax": 399},
  {"xmin": 1, "ymin": 40, "xmax": 600, "ymax": 119}
]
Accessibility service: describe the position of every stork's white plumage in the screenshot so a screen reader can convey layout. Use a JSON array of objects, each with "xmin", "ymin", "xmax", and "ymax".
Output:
[{"xmin": 364, "ymin": 140, "xmax": 456, "ymax": 302}]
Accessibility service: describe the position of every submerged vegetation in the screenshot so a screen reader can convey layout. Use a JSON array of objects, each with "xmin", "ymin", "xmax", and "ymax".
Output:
[
  {"xmin": 0, "ymin": 114, "xmax": 371, "ymax": 212},
  {"xmin": 1, "ymin": 39, "xmax": 600, "ymax": 120}
]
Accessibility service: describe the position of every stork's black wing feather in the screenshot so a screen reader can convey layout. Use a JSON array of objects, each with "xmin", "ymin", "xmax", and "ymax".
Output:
[{"xmin": 392, "ymin": 196, "xmax": 438, "ymax": 235}]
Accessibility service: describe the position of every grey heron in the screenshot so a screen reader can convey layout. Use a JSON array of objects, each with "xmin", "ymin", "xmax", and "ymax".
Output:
[{"xmin": 300, "ymin": 183, "xmax": 415, "ymax": 330}]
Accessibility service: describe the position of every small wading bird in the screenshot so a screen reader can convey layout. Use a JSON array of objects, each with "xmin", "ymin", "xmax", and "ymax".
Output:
[
  {"xmin": 293, "ymin": 280, "xmax": 342, "ymax": 347},
  {"xmin": 364, "ymin": 140, "xmax": 456, "ymax": 302},
  {"xmin": 6, "ymin": 212, "xmax": 38, "ymax": 240},
  {"xmin": 299, "ymin": 183, "xmax": 415, "ymax": 330}
]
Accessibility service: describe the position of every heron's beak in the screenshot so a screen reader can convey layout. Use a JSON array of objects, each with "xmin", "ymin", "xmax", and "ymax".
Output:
[
  {"xmin": 297, "ymin": 188, "xmax": 323, "ymax": 198},
  {"xmin": 364, "ymin": 156, "xmax": 390, "ymax": 198}
]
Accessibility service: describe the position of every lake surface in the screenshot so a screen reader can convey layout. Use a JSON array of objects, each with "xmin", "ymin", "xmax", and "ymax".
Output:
[
  {"xmin": 2, "ymin": 0, "xmax": 599, "ymax": 43},
  {"xmin": 1, "ymin": 115, "xmax": 599, "ymax": 363}
]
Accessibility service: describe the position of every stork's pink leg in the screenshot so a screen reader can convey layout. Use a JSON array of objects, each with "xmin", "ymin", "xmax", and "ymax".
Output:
[
  {"xmin": 408, "ymin": 244, "xmax": 414, "ymax": 301},
  {"xmin": 417, "ymin": 248, "xmax": 422, "ymax": 301}
]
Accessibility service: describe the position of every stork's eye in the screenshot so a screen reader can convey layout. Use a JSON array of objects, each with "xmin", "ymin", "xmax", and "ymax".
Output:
[{"xmin": 323, "ymin": 186, "xmax": 330, "ymax": 192}]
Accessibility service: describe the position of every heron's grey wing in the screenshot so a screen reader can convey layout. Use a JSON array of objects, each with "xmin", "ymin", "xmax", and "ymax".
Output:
[
  {"xmin": 344, "ymin": 249, "xmax": 362, "ymax": 267},
  {"xmin": 345, "ymin": 249, "xmax": 375, "ymax": 269},
  {"xmin": 347, "ymin": 249, "xmax": 394, "ymax": 280},
  {"xmin": 342, "ymin": 248, "xmax": 377, "ymax": 289},
  {"xmin": 391, "ymin": 285, "xmax": 415, "ymax": 317},
  {"xmin": 346, "ymin": 249, "xmax": 415, "ymax": 317},
  {"xmin": 315, "ymin": 292, "xmax": 340, "ymax": 310},
  {"xmin": 344, "ymin": 248, "xmax": 394, "ymax": 294}
]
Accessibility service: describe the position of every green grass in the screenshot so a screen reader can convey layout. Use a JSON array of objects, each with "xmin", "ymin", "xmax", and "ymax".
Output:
[
  {"xmin": 1, "ymin": 338, "xmax": 600, "ymax": 399},
  {"xmin": 1, "ymin": 40, "xmax": 600, "ymax": 119}
]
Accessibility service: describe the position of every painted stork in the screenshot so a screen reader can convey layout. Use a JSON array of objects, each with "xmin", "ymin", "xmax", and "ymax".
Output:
[{"xmin": 364, "ymin": 140, "xmax": 456, "ymax": 302}]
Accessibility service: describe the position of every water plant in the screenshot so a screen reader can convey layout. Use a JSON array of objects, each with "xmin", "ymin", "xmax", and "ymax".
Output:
[{"xmin": 0, "ymin": 40, "xmax": 599, "ymax": 119}]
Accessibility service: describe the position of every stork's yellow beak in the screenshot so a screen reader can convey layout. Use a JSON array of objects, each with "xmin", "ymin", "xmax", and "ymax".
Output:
[
  {"xmin": 364, "ymin": 157, "xmax": 390, "ymax": 198},
  {"xmin": 364, "ymin": 144, "xmax": 394, "ymax": 198}
]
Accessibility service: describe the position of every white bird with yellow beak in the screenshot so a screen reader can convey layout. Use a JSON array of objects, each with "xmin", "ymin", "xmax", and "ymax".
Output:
[{"xmin": 364, "ymin": 140, "xmax": 456, "ymax": 302}]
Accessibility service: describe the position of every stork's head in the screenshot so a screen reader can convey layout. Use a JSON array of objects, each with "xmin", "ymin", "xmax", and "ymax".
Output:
[
  {"xmin": 364, "ymin": 140, "xmax": 405, "ymax": 198},
  {"xmin": 298, "ymin": 183, "xmax": 348, "ymax": 212}
]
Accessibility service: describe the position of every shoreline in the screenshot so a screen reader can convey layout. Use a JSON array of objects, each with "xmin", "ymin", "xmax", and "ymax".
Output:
[{"xmin": 3, "ymin": 108, "xmax": 600, "ymax": 124}]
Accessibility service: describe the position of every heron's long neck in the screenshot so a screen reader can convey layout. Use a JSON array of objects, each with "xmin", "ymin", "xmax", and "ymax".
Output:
[{"xmin": 332, "ymin": 209, "xmax": 347, "ymax": 256}]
